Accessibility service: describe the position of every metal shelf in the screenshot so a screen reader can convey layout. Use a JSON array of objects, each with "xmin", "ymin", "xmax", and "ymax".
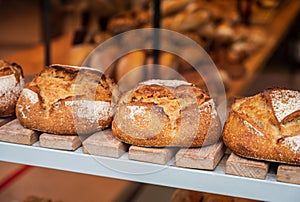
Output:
[{"xmin": 0, "ymin": 141, "xmax": 299, "ymax": 202}]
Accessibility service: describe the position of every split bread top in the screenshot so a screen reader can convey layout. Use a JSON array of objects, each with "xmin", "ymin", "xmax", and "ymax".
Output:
[{"xmin": 223, "ymin": 88, "xmax": 300, "ymax": 165}]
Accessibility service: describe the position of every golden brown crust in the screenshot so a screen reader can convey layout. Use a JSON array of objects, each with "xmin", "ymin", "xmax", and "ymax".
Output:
[
  {"xmin": 112, "ymin": 80, "xmax": 221, "ymax": 147},
  {"xmin": 223, "ymin": 88, "xmax": 300, "ymax": 165},
  {"xmin": 16, "ymin": 64, "xmax": 118, "ymax": 135},
  {"xmin": 0, "ymin": 60, "xmax": 24, "ymax": 117}
]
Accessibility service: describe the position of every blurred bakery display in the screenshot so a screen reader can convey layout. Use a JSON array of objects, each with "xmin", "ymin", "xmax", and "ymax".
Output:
[
  {"xmin": 2, "ymin": 0, "xmax": 298, "ymax": 97},
  {"xmin": 0, "ymin": 0, "xmax": 299, "ymax": 202},
  {"xmin": 78, "ymin": 0, "xmax": 298, "ymax": 97}
]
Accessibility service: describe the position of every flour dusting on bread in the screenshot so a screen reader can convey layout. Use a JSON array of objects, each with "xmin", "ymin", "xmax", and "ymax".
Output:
[
  {"xmin": 126, "ymin": 105, "xmax": 147, "ymax": 120},
  {"xmin": 0, "ymin": 74, "xmax": 24, "ymax": 104},
  {"xmin": 65, "ymin": 100, "xmax": 112, "ymax": 125},
  {"xmin": 243, "ymin": 119, "xmax": 264, "ymax": 137},
  {"xmin": 283, "ymin": 136, "xmax": 300, "ymax": 153},
  {"xmin": 22, "ymin": 88, "xmax": 39, "ymax": 104},
  {"xmin": 0, "ymin": 60, "xmax": 24, "ymax": 117},
  {"xmin": 140, "ymin": 79, "xmax": 191, "ymax": 88},
  {"xmin": 269, "ymin": 89, "xmax": 300, "ymax": 123}
]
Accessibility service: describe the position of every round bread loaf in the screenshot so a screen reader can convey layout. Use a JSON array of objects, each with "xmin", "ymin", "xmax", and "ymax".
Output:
[
  {"xmin": 0, "ymin": 60, "xmax": 24, "ymax": 117},
  {"xmin": 223, "ymin": 88, "xmax": 300, "ymax": 165},
  {"xmin": 16, "ymin": 64, "xmax": 118, "ymax": 135},
  {"xmin": 112, "ymin": 79, "xmax": 221, "ymax": 147}
]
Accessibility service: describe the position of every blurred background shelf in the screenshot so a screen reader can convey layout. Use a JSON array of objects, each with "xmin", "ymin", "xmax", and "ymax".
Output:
[
  {"xmin": 1, "ymin": 0, "xmax": 299, "ymax": 96},
  {"xmin": 228, "ymin": 0, "xmax": 300, "ymax": 97}
]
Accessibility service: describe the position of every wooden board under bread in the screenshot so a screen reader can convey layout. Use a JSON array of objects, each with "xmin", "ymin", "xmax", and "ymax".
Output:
[
  {"xmin": 277, "ymin": 165, "xmax": 300, "ymax": 185},
  {"xmin": 225, "ymin": 153, "xmax": 270, "ymax": 180},
  {"xmin": 175, "ymin": 141, "xmax": 225, "ymax": 170},
  {"xmin": 128, "ymin": 146, "xmax": 178, "ymax": 165},
  {"xmin": 82, "ymin": 130, "xmax": 128, "ymax": 158},
  {"xmin": 0, "ymin": 119, "xmax": 39, "ymax": 145},
  {"xmin": 39, "ymin": 133, "xmax": 81, "ymax": 151},
  {"xmin": 0, "ymin": 120, "xmax": 299, "ymax": 185}
]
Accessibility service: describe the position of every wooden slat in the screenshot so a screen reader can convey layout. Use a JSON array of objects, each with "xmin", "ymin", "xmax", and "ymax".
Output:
[
  {"xmin": 0, "ymin": 119, "xmax": 39, "ymax": 145},
  {"xmin": 175, "ymin": 141, "xmax": 225, "ymax": 170},
  {"xmin": 277, "ymin": 164, "xmax": 300, "ymax": 185},
  {"xmin": 225, "ymin": 153, "xmax": 269, "ymax": 179},
  {"xmin": 82, "ymin": 130, "xmax": 128, "ymax": 158},
  {"xmin": 128, "ymin": 146, "xmax": 177, "ymax": 165},
  {"xmin": 39, "ymin": 133, "xmax": 81, "ymax": 151}
]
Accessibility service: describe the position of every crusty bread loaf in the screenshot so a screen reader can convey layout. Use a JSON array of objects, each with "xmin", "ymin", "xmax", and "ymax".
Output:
[
  {"xmin": 0, "ymin": 60, "xmax": 24, "ymax": 117},
  {"xmin": 223, "ymin": 88, "xmax": 300, "ymax": 165},
  {"xmin": 16, "ymin": 64, "xmax": 118, "ymax": 135},
  {"xmin": 112, "ymin": 79, "xmax": 221, "ymax": 147}
]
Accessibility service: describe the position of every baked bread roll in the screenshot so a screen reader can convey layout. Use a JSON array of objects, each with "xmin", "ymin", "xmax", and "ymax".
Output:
[
  {"xmin": 0, "ymin": 60, "xmax": 24, "ymax": 117},
  {"xmin": 160, "ymin": 0, "xmax": 189, "ymax": 17},
  {"xmin": 16, "ymin": 64, "xmax": 118, "ymax": 135},
  {"xmin": 107, "ymin": 12, "xmax": 138, "ymax": 35},
  {"xmin": 112, "ymin": 79, "xmax": 221, "ymax": 147},
  {"xmin": 223, "ymin": 88, "xmax": 300, "ymax": 165}
]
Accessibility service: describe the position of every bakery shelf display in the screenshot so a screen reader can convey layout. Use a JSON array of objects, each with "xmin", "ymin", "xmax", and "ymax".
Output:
[
  {"xmin": 0, "ymin": 135, "xmax": 299, "ymax": 202},
  {"xmin": 1, "ymin": 1, "xmax": 300, "ymax": 201},
  {"xmin": 0, "ymin": 115, "xmax": 300, "ymax": 201}
]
